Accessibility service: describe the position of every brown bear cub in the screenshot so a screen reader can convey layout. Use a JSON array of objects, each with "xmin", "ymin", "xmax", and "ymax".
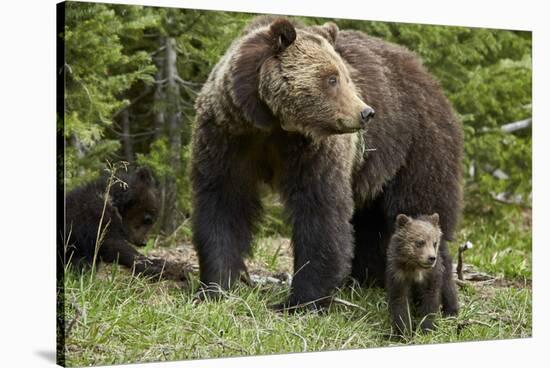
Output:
[
  {"xmin": 61, "ymin": 167, "xmax": 177, "ymax": 280},
  {"xmin": 386, "ymin": 213, "xmax": 452, "ymax": 335}
]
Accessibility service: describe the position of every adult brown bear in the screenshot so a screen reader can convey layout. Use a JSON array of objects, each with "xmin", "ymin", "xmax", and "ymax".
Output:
[{"xmin": 190, "ymin": 16, "xmax": 462, "ymax": 314}]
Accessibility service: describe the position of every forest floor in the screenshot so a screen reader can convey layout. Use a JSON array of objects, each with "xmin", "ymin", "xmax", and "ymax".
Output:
[{"xmin": 62, "ymin": 211, "xmax": 532, "ymax": 367}]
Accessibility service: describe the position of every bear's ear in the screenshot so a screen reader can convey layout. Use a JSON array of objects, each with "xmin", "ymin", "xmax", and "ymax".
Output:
[
  {"xmin": 231, "ymin": 18, "xmax": 296, "ymax": 130},
  {"xmin": 396, "ymin": 214, "xmax": 411, "ymax": 228},
  {"xmin": 309, "ymin": 22, "xmax": 339, "ymax": 46},
  {"xmin": 134, "ymin": 166, "xmax": 154, "ymax": 185},
  {"xmin": 428, "ymin": 213, "xmax": 440, "ymax": 226},
  {"xmin": 270, "ymin": 18, "xmax": 297, "ymax": 52}
]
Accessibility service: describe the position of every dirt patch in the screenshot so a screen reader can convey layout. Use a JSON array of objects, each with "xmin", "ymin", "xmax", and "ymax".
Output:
[
  {"xmin": 142, "ymin": 237, "xmax": 531, "ymax": 292},
  {"xmin": 146, "ymin": 237, "xmax": 295, "ymax": 286},
  {"xmin": 248, "ymin": 237, "xmax": 293, "ymax": 276},
  {"xmin": 453, "ymin": 261, "xmax": 531, "ymax": 299},
  {"xmin": 454, "ymin": 262, "xmax": 531, "ymax": 289},
  {"xmin": 148, "ymin": 242, "xmax": 199, "ymax": 272}
]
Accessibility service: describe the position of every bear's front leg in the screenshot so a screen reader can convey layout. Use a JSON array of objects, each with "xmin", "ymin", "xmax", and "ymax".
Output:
[
  {"xmin": 278, "ymin": 138, "xmax": 356, "ymax": 311},
  {"xmin": 191, "ymin": 167, "xmax": 262, "ymax": 299},
  {"xmin": 99, "ymin": 238, "xmax": 166, "ymax": 279}
]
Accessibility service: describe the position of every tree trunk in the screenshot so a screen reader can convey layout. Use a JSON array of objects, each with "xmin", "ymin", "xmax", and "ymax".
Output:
[
  {"xmin": 153, "ymin": 41, "xmax": 166, "ymax": 141},
  {"xmin": 120, "ymin": 108, "xmax": 133, "ymax": 163},
  {"xmin": 153, "ymin": 41, "xmax": 167, "ymax": 233},
  {"xmin": 161, "ymin": 37, "xmax": 183, "ymax": 234}
]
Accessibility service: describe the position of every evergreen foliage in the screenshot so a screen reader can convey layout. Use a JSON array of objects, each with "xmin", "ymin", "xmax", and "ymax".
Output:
[{"xmin": 61, "ymin": 2, "xmax": 531, "ymax": 235}]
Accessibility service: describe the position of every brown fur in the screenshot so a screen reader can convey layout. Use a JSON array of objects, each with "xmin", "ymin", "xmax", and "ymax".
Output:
[
  {"xmin": 386, "ymin": 214, "xmax": 446, "ymax": 334},
  {"xmin": 191, "ymin": 16, "xmax": 462, "ymax": 311}
]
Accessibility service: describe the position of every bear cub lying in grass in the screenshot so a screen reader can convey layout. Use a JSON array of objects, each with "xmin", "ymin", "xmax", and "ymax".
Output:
[
  {"xmin": 61, "ymin": 167, "xmax": 185, "ymax": 281},
  {"xmin": 386, "ymin": 213, "xmax": 452, "ymax": 335}
]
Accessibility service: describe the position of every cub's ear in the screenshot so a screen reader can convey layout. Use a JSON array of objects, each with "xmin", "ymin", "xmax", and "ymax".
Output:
[
  {"xmin": 309, "ymin": 22, "xmax": 339, "ymax": 46},
  {"xmin": 396, "ymin": 214, "xmax": 411, "ymax": 228},
  {"xmin": 134, "ymin": 166, "xmax": 154, "ymax": 185},
  {"xmin": 231, "ymin": 18, "xmax": 296, "ymax": 130},
  {"xmin": 429, "ymin": 213, "xmax": 440, "ymax": 226}
]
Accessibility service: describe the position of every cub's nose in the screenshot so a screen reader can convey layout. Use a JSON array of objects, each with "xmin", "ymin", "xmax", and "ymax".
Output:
[
  {"xmin": 428, "ymin": 256, "xmax": 437, "ymax": 263},
  {"xmin": 360, "ymin": 106, "xmax": 375, "ymax": 124}
]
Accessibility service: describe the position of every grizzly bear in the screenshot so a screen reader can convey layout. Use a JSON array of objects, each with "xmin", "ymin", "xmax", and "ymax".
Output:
[
  {"xmin": 190, "ymin": 16, "xmax": 462, "ymax": 312},
  {"xmin": 386, "ymin": 214, "xmax": 452, "ymax": 334},
  {"xmin": 60, "ymin": 167, "xmax": 172, "ymax": 279}
]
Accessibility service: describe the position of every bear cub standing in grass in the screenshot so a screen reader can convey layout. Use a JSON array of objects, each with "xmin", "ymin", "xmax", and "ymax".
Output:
[
  {"xmin": 386, "ymin": 213, "xmax": 452, "ymax": 335},
  {"xmin": 61, "ymin": 167, "xmax": 184, "ymax": 281}
]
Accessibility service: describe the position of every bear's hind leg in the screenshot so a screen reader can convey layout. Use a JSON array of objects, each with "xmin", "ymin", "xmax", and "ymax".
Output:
[
  {"xmin": 351, "ymin": 202, "xmax": 389, "ymax": 288},
  {"xmin": 440, "ymin": 241, "xmax": 459, "ymax": 316}
]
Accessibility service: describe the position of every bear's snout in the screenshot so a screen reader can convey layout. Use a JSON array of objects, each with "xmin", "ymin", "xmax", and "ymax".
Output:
[
  {"xmin": 420, "ymin": 255, "xmax": 437, "ymax": 268},
  {"xmin": 360, "ymin": 106, "xmax": 375, "ymax": 127}
]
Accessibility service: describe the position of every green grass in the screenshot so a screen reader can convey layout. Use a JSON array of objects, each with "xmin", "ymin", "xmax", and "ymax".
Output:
[
  {"xmin": 62, "ymin": 206, "xmax": 532, "ymax": 366},
  {"xmin": 63, "ymin": 270, "xmax": 531, "ymax": 366},
  {"xmin": 454, "ymin": 206, "xmax": 532, "ymax": 279}
]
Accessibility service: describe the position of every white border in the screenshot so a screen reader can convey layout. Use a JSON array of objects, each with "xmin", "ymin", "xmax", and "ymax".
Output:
[{"xmin": 1, "ymin": 0, "xmax": 547, "ymax": 367}]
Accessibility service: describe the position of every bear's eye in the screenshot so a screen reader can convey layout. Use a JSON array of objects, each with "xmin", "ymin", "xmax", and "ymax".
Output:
[
  {"xmin": 143, "ymin": 214, "xmax": 153, "ymax": 225},
  {"xmin": 433, "ymin": 241, "xmax": 438, "ymax": 248},
  {"xmin": 328, "ymin": 75, "xmax": 338, "ymax": 86},
  {"xmin": 415, "ymin": 240, "xmax": 425, "ymax": 248}
]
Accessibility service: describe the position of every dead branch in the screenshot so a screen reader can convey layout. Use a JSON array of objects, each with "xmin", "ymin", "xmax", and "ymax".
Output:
[
  {"xmin": 492, "ymin": 192, "xmax": 527, "ymax": 205},
  {"xmin": 501, "ymin": 118, "xmax": 531, "ymax": 133},
  {"xmin": 332, "ymin": 297, "xmax": 367, "ymax": 312},
  {"xmin": 66, "ymin": 296, "xmax": 85, "ymax": 336},
  {"xmin": 457, "ymin": 241, "xmax": 473, "ymax": 281},
  {"xmin": 481, "ymin": 117, "xmax": 531, "ymax": 133}
]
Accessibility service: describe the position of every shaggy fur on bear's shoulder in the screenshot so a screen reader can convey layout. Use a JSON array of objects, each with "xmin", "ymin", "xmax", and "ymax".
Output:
[
  {"xmin": 61, "ymin": 167, "xmax": 171, "ymax": 279},
  {"xmin": 386, "ymin": 214, "xmax": 454, "ymax": 334},
  {"xmin": 191, "ymin": 16, "xmax": 462, "ymax": 311}
]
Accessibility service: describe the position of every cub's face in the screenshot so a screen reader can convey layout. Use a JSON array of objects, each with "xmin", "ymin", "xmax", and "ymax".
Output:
[
  {"xmin": 122, "ymin": 187, "xmax": 159, "ymax": 247},
  {"xmin": 394, "ymin": 214, "xmax": 442, "ymax": 269},
  {"xmin": 116, "ymin": 168, "xmax": 160, "ymax": 247}
]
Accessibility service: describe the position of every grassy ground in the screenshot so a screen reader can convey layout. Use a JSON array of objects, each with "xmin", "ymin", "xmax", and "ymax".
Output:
[{"xmin": 62, "ymin": 204, "xmax": 532, "ymax": 366}]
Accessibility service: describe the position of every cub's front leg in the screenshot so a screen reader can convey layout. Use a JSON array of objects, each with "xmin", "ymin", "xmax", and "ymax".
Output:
[
  {"xmin": 387, "ymin": 277, "xmax": 413, "ymax": 336},
  {"xmin": 416, "ymin": 276, "xmax": 442, "ymax": 332},
  {"xmin": 99, "ymin": 239, "xmax": 168, "ymax": 279}
]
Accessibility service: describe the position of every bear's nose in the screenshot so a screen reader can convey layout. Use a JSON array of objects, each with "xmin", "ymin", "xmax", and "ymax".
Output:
[
  {"xmin": 360, "ymin": 106, "xmax": 375, "ymax": 124},
  {"xmin": 143, "ymin": 214, "xmax": 153, "ymax": 225},
  {"xmin": 428, "ymin": 256, "xmax": 437, "ymax": 263}
]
